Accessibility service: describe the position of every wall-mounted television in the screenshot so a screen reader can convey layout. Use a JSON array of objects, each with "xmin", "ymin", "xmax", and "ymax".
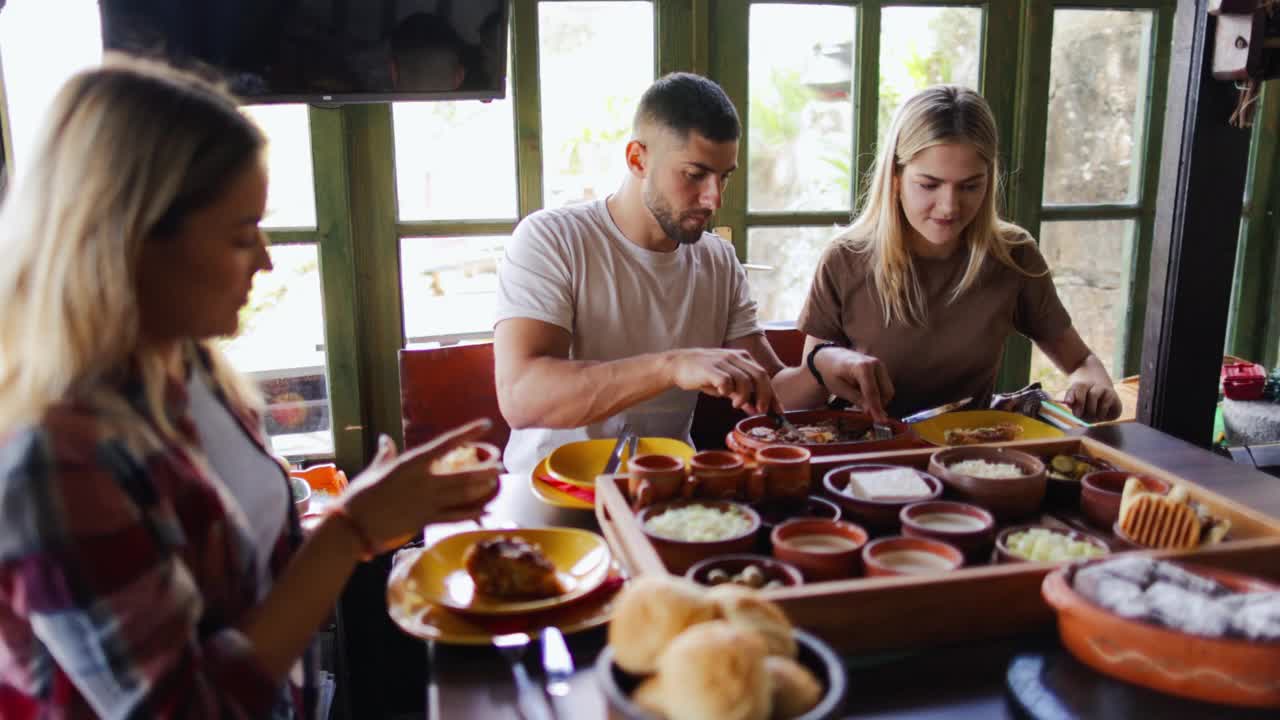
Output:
[{"xmin": 98, "ymin": 1, "xmax": 510, "ymax": 104}]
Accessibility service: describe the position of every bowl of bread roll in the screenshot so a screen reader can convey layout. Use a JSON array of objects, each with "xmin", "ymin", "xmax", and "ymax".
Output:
[{"xmin": 597, "ymin": 575, "xmax": 846, "ymax": 720}]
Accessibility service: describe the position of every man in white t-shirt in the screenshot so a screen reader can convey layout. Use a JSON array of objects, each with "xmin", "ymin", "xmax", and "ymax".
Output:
[{"xmin": 493, "ymin": 72, "xmax": 814, "ymax": 476}]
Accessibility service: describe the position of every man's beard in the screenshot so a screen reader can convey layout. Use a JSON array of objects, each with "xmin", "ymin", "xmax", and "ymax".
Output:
[{"xmin": 644, "ymin": 186, "xmax": 709, "ymax": 245}]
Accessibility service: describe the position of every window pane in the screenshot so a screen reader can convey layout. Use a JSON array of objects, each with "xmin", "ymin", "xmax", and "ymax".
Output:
[
  {"xmin": 219, "ymin": 245, "xmax": 333, "ymax": 458},
  {"xmin": 401, "ymin": 235, "xmax": 505, "ymax": 345},
  {"xmin": 0, "ymin": 0, "xmax": 101, "ymax": 171},
  {"xmin": 1029, "ymin": 220, "xmax": 1135, "ymax": 394},
  {"xmin": 1043, "ymin": 10, "xmax": 1153, "ymax": 205},
  {"xmin": 393, "ymin": 44, "xmax": 517, "ymax": 221},
  {"xmin": 878, "ymin": 6, "xmax": 982, "ymax": 145},
  {"xmin": 747, "ymin": 226, "xmax": 837, "ymax": 323},
  {"xmin": 242, "ymin": 105, "xmax": 317, "ymax": 229},
  {"xmin": 539, "ymin": 2, "xmax": 654, "ymax": 208},
  {"xmin": 748, "ymin": 4, "xmax": 855, "ymax": 213}
]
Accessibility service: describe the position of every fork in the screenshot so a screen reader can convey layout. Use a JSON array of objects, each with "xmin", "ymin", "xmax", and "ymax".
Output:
[
  {"xmin": 871, "ymin": 422, "xmax": 894, "ymax": 441},
  {"xmin": 769, "ymin": 409, "xmax": 801, "ymax": 436},
  {"xmin": 493, "ymin": 632, "xmax": 555, "ymax": 720}
]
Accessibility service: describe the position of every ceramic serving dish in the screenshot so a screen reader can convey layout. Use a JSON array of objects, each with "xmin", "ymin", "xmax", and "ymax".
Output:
[
  {"xmin": 1042, "ymin": 561, "xmax": 1280, "ymax": 708},
  {"xmin": 899, "ymin": 500, "xmax": 995, "ymax": 562},
  {"xmin": 861, "ymin": 535, "xmax": 964, "ymax": 578},
  {"xmin": 685, "ymin": 553, "xmax": 805, "ymax": 589},
  {"xmin": 771, "ymin": 518, "xmax": 869, "ymax": 582},
  {"xmin": 994, "ymin": 524, "xmax": 1110, "ymax": 564},
  {"xmin": 822, "ymin": 463, "xmax": 944, "ymax": 532},
  {"xmin": 637, "ymin": 499, "xmax": 761, "ymax": 574},
  {"xmin": 1079, "ymin": 470, "xmax": 1171, "ymax": 529},
  {"xmin": 728, "ymin": 409, "xmax": 917, "ymax": 458},
  {"xmin": 928, "ymin": 446, "xmax": 1047, "ymax": 520},
  {"xmin": 597, "ymin": 628, "xmax": 848, "ymax": 720}
]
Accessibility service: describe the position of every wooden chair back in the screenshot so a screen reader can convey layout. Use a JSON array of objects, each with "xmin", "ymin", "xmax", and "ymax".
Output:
[{"xmin": 398, "ymin": 343, "xmax": 511, "ymax": 451}]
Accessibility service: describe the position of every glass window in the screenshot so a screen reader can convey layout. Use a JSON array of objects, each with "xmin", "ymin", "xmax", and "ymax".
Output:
[
  {"xmin": 1029, "ymin": 219, "xmax": 1135, "ymax": 394},
  {"xmin": 878, "ymin": 6, "xmax": 983, "ymax": 145},
  {"xmin": 748, "ymin": 4, "xmax": 855, "ymax": 213},
  {"xmin": 747, "ymin": 226, "xmax": 839, "ymax": 323},
  {"xmin": 539, "ymin": 2, "xmax": 654, "ymax": 208},
  {"xmin": 219, "ymin": 245, "xmax": 333, "ymax": 458},
  {"xmin": 242, "ymin": 105, "xmax": 317, "ymax": 229},
  {"xmin": 1043, "ymin": 10, "xmax": 1153, "ymax": 205},
  {"xmin": 0, "ymin": 0, "xmax": 101, "ymax": 171},
  {"xmin": 400, "ymin": 235, "xmax": 506, "ymax": 346},
  {"xmin": 393, "ymin": 45, "xmax": 517, "ymax": 221}
]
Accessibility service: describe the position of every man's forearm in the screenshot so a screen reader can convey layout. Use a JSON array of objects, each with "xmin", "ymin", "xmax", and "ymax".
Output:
[{"xmin": 500, "ymin": 351, "xmax": 677, "ymax": 429}]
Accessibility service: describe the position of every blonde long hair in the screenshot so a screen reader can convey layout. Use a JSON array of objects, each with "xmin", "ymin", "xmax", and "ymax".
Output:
[
  {"xmin": 0, "ymin": 55, "xmax": 265, "ymax": 437},
  {"xmin": 836, "ymin": 85, "xmax": 1038, "ymax": 327}
]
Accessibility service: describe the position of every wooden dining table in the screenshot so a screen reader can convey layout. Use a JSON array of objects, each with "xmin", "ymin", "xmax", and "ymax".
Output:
[{"xmin": 415, "ymin": 422, "xmax": 1280, "ymax": 719}]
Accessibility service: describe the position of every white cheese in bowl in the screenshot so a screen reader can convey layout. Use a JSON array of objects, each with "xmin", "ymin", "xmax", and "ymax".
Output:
[
  {"xmin": 644, "ymin": 505, "xmax": 753, "ymax": 542},
  {"xmin": 844, "ymin": 467, "xmax": 932, "ymax": 501}
]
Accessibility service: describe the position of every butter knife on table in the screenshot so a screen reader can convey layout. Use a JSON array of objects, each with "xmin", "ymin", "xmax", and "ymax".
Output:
[{"xmin": 541, "ymin": 627, "xmax": 574, "ymax": 699}]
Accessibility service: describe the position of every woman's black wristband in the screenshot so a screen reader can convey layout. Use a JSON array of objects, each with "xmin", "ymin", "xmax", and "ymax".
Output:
[{"xmin": 806, "ymin": 342, "xmax": 844, "ymax": 389}]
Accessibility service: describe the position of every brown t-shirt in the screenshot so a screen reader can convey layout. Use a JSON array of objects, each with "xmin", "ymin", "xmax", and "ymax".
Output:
[{"xmin": 797, "ymin": 236, "xmax": 1072, "ymax": 417}]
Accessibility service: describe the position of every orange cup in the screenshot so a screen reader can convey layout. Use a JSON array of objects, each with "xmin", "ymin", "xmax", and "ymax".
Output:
[{"xmin": 627, "ymin": 454, "xmax": 691, "ymax": 509}]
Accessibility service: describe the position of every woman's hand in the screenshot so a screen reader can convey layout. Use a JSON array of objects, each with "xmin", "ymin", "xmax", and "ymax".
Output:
[
  {"xmin": 1062, "ymin": 379, "xmax": 1122, "ymax": 423},
  {"xmin": 813, "ymin": 347, "xmax": 895, "ymax": 422},
  {"xmin": 342, "ymin": 419, "xmax": 500, "ymax": 551}
]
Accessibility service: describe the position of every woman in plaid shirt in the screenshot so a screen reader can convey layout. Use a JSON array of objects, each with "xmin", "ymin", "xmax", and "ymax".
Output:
[{"xmin": 0, "ymin": 57, "xmax": 499, "ymax": 719}]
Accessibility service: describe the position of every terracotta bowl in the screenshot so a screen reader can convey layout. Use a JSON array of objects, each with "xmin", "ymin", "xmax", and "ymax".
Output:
[
  {"xmin": 862, "ymin": 535, "xmax": 964, "ymax": 578},
  {"xmin": 1080, "ymin": 471, "xmax": 1171, "ymax": 530},
  {"xmin": 1043, "ymin": 561, "xmax": 1280, "ymax": 708},
  {"xmin": 771, "ymin": 518, "xmax": 869, "ymax": 582},
  {"xmin": 899, "ymin": 500, "xmax": 996, "ymax": 562},
  {"xmin": 994, "ymin": 524, "xmax": 1110, "ymax": 564},
  {"xmin": 637, "ymin": 499, "xmax": 761, "ymax": 574},
  {"xmin": 752, "ymin": 494, "xmax": 842, "ymax": 554},
  {"xmin": 928, "ymin": 446, "xmax": 1047, "ymax": 520},
  {"xmin": 729, "ymin": 409, "xmax": 918, "ymax": 458},
  {"xmin": 822, "ymin": 464, "xmax": 943, "ymax": 532},
  {"xmin": 685, "ymin": 553, "xmax": 805, "ymax": 589},
  {"xmin": 597, "ymin": 628, "xmax": 848, "ymax": 719},
  {"xmin": 1042, "ymin": 453, "xmax": 1116, "ymax": 508}
]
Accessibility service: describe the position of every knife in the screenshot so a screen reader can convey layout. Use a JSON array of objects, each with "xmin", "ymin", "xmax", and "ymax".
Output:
[
  {"xmin": 601, "ymin": 425, "xmax": 633, "ymax": 476},
  {"xmin": 901, "ymin": 397, "xmax": 974, "ymax": 425},
  {"xmin": 541, "ymin": 627, "xmax": 574, "ymax": 698}
]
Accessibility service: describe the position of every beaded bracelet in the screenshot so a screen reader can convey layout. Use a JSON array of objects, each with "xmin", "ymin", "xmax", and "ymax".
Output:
[{"xmin": 328, "ymin": 505, "xmax": 377, "ymax": 562}]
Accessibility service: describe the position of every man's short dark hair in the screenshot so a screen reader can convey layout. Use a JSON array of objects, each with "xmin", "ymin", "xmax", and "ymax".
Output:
[{"xmin": 634, "ymin": 72, "xmax": 740, "ymax": 143}]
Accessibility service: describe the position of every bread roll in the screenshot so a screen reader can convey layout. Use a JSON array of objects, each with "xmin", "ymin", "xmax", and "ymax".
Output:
[
  {"xmin": 709, "ymin": 584, "xmax": 797, "ymax": 658},
  {"xmin": 609, "ymin": 576, "xmax": 717, "ymax": 674},
  {"xmin": 765, "ymin": 656, "xmax": 824, "ymax": 719},
  {"xmin": 652, "ymin": 620, "xmax": 772, "ymax": 720}
]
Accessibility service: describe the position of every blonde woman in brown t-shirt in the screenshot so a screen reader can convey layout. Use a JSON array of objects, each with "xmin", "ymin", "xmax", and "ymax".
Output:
[{"xmin": 794, "ymin": 85, "xmax": 1121, "ymax": 424}]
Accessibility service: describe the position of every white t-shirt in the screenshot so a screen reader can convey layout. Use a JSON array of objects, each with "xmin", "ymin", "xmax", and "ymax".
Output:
[
  {"xmin": 495, "ymin": 198, "xmax": 761, "ymax": 476},
  {"xmin": 187, "ymin": 371, "xmax": 289, "ymax": 596}
]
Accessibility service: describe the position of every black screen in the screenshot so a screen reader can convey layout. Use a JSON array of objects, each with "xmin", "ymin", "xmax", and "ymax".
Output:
[{"xmin": 99, "ymin": 0, "xmax": 510, "ymax": 103}]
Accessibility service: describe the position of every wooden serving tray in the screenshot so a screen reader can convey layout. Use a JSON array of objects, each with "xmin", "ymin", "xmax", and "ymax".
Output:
[{"xmin": 594, "ymin": 436, "xmax": 1280, "ymax": 653}]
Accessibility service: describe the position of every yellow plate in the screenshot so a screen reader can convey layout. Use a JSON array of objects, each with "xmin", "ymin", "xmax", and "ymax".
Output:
[
  {"xmin": 411, "ymin": 528, "xmax": 612, "ymax": 616},
  {"xmin": 388, "ymin": 547, "xmax": 622, "ymax": 646},
  {"xmin": 530, "ymin": 456, "xmax": 595, "ymax": 510},
  {"xmin": 911, "ymin": 409, "xmax": 1065, "ymax": 446},
  {"xmin": 547, "ymin": 437, "xmax": 695, "ymax": 488}
]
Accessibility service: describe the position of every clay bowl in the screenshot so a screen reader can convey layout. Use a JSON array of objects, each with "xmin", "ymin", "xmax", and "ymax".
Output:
[
  {"xmin": 1080, "ymin": 471, "xmax": 1171, "ymax": 530},
  {"xmin": 822, "ymin": 464, "xmax": 944, "ymax": 532},
  {"xmin": 637, "ymin": 499, "xmax": 761, "ymax": 574},
  {"xmin": 994, "ymin": 524, "xmax": 1111, "ymax": 564},
  {"xmin": 862, "ymin": 535, "xmax": 965, "ymax": 578},
  {"xmin": 728, "ymin": 409, "xmax": 918, "ymax": 459},
  {"xmin": 752, "ymin": 494, "xmax": 842, "ymax": 554},
  {"xmin": 1043, "ymin": 453, "xmax": 1116, "ymax": 508},
  {"xmin": 771, "ymin": 518, "xmax": 869, "ymax": 582},
  {"xmin": 597, "ymin": 627, "xmax": 848, "ymax": 719},
  {"xmin": 1043, "ymin": 561, "xmax": 1280, "ymax": 708},
  {"xmin": 685, "ymin": 553, "xmax": 805, "ymax": 589},
  {"xmin": 928, "ymin": 446, "xmax": 1047, "ymax": 520},
  {"xmin": 899, "ymin": 500, "xmax": 996, "ymax": 562}
]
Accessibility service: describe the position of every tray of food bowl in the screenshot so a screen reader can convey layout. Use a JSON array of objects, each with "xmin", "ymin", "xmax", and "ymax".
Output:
[{"xmin": 592, "ymin": 435, "xmax": 1280, "ymax": 657}]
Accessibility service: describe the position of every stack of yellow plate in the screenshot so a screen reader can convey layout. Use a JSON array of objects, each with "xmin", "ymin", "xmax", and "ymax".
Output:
[{"xmin": 529, "ymin": 437, "xmax": 695, "ymax": 510}]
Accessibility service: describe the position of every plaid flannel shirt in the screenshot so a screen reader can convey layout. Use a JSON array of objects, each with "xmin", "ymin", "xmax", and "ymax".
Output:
[{"xmin": 0, "ymin": 346, "xmax": 309, "ymax": 719}]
